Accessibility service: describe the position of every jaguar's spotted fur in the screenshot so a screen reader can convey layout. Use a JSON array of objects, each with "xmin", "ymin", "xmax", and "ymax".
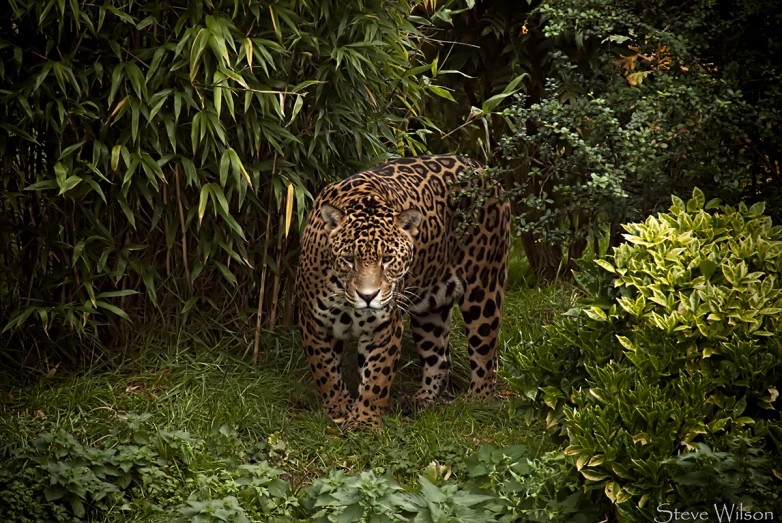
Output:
[{"xmin": 295, "ymin": 155, "xmax": 510, "ymax": 428}]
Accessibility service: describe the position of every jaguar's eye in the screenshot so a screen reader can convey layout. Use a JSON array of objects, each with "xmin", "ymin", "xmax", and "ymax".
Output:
[
  {"xmin": 382, "ymin": 255, "xmax": 392, "ymax": 264},
  {"xmin": 344, "ymin": 255, "xmax": 354, "ymax": 264}
]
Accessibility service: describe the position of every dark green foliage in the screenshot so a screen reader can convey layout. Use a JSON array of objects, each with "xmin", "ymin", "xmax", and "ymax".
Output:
[
  {"xmin": 461, "ymin": 444, "xmax": 604, "ymax": 522},
  {"xmin": 430, "ymin": 0, "xmax": 782, "ymax": 278},
  {"xmin": 300, "ymin": 444, "xmax": 599, "ymax": 523},
  {"xmin": 0, "ymin": 417, "xmax": 297, "ymax": 522},
  {"xmin": 502, "ymin": 189, "xmax": 782, "ymax": 518},
  {"xmin": 414, "ymin": 0, "xmax": 542, "ymax": 161},
  {"xmin": 172, "ymin": 462, "xmax": 298, "ymax": 522},
  {"xmin": 302, "ymin": 470, "xmax": 417, "ymax": 522},
  {"xmin": 0, "ymin": 0, "xmax": 432, "ymax": 363},
  {"xmin": 0, "ymin": 417, "xmax": 592, "ymax": 522}
]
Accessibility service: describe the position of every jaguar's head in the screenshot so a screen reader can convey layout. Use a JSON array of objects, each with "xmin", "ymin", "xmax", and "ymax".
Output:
[{"xmin": 320, "ymin": 203, "xmax": 421, "ymax": 310}]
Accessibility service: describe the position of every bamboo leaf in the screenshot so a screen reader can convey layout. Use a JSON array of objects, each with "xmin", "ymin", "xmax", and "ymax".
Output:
[
  {"xmin": 95, "ymin": 300, "xmax": 130, "ymax": 321},
  {"xmin": 111, "ymin": 145, "xmax": 122, "ymax": 171},
  {"xmin": 165, "ymin": 115, "xmax": 177, "ymax": 153},
  {"xmin": 58, "ymin": 140, "xmax": 86, "ymax": 160},
  {"xmin": 108, "ymin": 64, "xmax": 125, "ymax": 106},
  {"xmin": 58, "ymin": 175, "xmax": 83, "ymax": 195},
  {"xmin": 95, "ymin": 290, "xmax": 139, "ymax": 299},
  {"xmin": 72, "ymin": 241, "xmax": 86, "ymax": 266},
  {"xmin": 182, "ymin": 297, "xmax": 199, "ymax": 315},
  {"xmin": 117, "ymin": 194, "xmax": 136, "ymax": 229},
  {"xmin": 142, "ymin": 272, "xmax": 157, "ymax": 305},
  {"xmin": 213, "ymin": 71, "xmax": 224, "ymax": 118},
  {"xmin": 428, "ymin": 85, "xmax": 456, "ymax": 102},
  {"xmin": 147, "ymin": 47, "xmax": 166, "ymax": 81},
  {"xmin": 214, "ymin": 261, "xmax": 237, "ymax": 286},
  {"xmin": 190, "ymin": 28, "xmax": 209, "ymax": 82},
  {"xmin": 208, "ymin": 183, "xmax": 230, "ymax": 215},
  {"xmin": 198, "ymin": 184, "xmax": 210, "ymax": 224},
  {"xmin": 83, "ymin": 177, "xmax": 107, "ymax": 203},
  {"xmin": 1, "ymin": 123, "xmax": 38, "ymax": 143},
  {"xmin": 289, "ymin": 95, "xmax": 304, "ymax": 125},
  {"xmin": 24, "ymin": 180, "xmax": 59, "ymax": 191},
  {"xmin": 219, "ymin": 148, "xmax": 231, "ymax": 187},
  {"xmin": 243, "ymin": 37, "xmax": 253, "ymax": 69},
  {"xmin": 284, "ymin": 182, "xmax": 294, "ymax": 238},
  {"xmin": 109, "ymin": 95, "xmax": 129, "ymax": 122}
]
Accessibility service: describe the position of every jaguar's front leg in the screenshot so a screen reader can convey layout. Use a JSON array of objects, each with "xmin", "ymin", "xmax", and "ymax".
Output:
[
  {"xmin": 300, "ymin": 312, "xmax": 353, "ymax": 420},
  {"xmin": 345, "ymin": 308, "xmax": 404, "ymax": 430}
]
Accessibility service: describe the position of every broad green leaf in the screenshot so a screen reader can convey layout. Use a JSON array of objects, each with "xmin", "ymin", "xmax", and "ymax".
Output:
[
  {"xmin": 117, "ymin": 195, "xmax": 136, "ymax": 229},
  {"xmin": 147, "ymin": 47, "xmax": 166, "ymax": 81},
  {"xmin": 208, "ymin": 183, "xmax": 230, "ymax": 215},
  {"xmin": 219, "ymin": 148, "xmax": 231, "ymax": 187},
  {"xmin": 72, "ymin": 241, "xmax": 86, "ymax": 266},
  {"xmin": 24, "ymin": 180, "xmax": 59, "ymax": 191},
  {"xmin": 748, "ymin": 201, "xmax": 766, "ymax": 216},
  {"xmin": 108, "ymin": 63, "xmax": 125, "ymax": 106},
  {"xmin": 58, "ymin": 175, "xmax": 83, "ymax": 195},
  {"xmin": 182, "ymin": 297, "xmax": 199, "ymax": 315},
  {"xmin": 111, "ymin": 145, "xmax": 122, "ymax": 171},
  {"xmin": 214, "ymin": 261, "xmax": 237, "ymax": 286},
  {"xmin": 58, "ymin": 140, "xmax": 86, "ymax": 160},
  {"xmin": 198, "ymin": 184, "xmax": 210, "ymax": 224},
  {"xmin": 96, "ymin": 300, "xmax": 130, "ymax": 321},
  {"xmin": 1, "ymin": 123, "xmax": 38, "ymax": 143},
  {"xmin": 699, "ymin": 259, "xmax": 718, "ymax": 280},
  {"xmin": 428, "ymin": 85, "xmax": 456, "ymax": 102},
  {"xmin": 687, "ymin": 187, "xmax": 705, "ymax": 212}
]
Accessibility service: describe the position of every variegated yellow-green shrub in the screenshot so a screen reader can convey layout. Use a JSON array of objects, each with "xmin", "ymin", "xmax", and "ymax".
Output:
[{"xmin": 502, "ymin": 188, "xmax": 782, "ymax": 519}]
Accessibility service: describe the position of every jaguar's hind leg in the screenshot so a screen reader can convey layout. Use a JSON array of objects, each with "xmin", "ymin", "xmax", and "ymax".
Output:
[
  {"xmin": 406, "ymin": 302, "xmax": 454, "ymax": 411},
  {"xmin": 457, "ymin": 202, "xmax": 510, "ymax": 399},
  {"xmin": 459, "ymin": 282, "xmax": 504, "ymax": 399}
]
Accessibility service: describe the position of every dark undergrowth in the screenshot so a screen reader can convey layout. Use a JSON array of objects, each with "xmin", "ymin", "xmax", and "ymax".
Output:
[{"xmin": 1, "ymin": 252, "xmax": 595, "ymax": 522}]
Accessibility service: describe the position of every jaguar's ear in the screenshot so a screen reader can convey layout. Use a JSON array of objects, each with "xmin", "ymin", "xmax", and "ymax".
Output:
[
  {"xmin": 395, "ymin": 208, "xmax": 422, "ymax": 237},
  {"xmin": 321, "ymin": 203, "xmax": 345, "ymax": 232}
]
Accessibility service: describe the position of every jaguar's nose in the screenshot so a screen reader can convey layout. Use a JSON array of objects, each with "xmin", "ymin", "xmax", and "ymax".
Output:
[{"xmin": 356, "ymin": 289, "xmax": 380, "ymax": 307}]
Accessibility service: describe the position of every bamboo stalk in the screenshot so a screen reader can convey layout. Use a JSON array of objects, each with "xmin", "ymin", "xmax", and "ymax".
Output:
[
  {"xmin": 253, "ymin": 180, "xmax": 276, "ymax": 365},
  {"xmin": 268, "ymin": 177, "xmax": 291, "ymax": 328},
  {"xmin": 163, "ymin": 184, "xmax": 171, "ymax": 277},
  {"xmin": 267, "ymin": 219, "xmax": 285, "ymax": 328},
  {"xmin": 174, "ymin": 165, "xmax": 191, "ymax": 290}
]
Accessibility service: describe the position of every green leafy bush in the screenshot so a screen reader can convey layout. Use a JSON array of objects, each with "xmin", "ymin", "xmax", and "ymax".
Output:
[
  {"xmin": 177, "ymin": 463, "xmax": 298, "ymax": 522},
  {"xmin": 173, "ymin": 496, "xmax": 251, "ymax": 523},
  {"xmin": 1, "ymin": 427, "xmax": 173, "ymax": 520},
  {"xmin": 0, "ymin": 416, "xmax": 295, "ymax": 522},
  {"xmin": 298, "ymin": 444, "xmax": 599, "ymax": 523},
  {"xmin": 462, "ymin": 444, "xmax": 601, "ymax": 522},
  {"xmin": 502, "ymin": 189, "xmax": 782, "ymax": 518},
  {"xmin": 302, "ymin": 470, "xmax": 416, "ymax": 522},
  {"xmin": 1, "ymin": 415, "xmax": 607, "ymax": 523}
]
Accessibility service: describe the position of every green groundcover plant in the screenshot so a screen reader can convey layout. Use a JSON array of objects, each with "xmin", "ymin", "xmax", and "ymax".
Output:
[
  {"xmin": 502, "ymin": 188, "xmax": 782, "ymax": 520},
  {"xmin": 0, "ymin": 409, "xmax": 603, "ymax": 522}
]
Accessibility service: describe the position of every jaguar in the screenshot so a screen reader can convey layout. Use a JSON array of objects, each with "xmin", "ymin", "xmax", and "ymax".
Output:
[{"xmin": 294, "ymin": 155, "xmax": 510, "ymax": 429}]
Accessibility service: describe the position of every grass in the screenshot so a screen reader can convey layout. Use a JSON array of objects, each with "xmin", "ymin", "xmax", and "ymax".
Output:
[{"xmin": 0, "ymin": 249, "xmax": 578, "ymax": 519}]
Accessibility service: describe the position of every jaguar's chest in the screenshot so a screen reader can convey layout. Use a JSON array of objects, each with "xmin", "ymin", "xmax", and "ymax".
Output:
[{"xmin": 329, "ymin": 306, "xmax": 390, "ymax": 341}]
